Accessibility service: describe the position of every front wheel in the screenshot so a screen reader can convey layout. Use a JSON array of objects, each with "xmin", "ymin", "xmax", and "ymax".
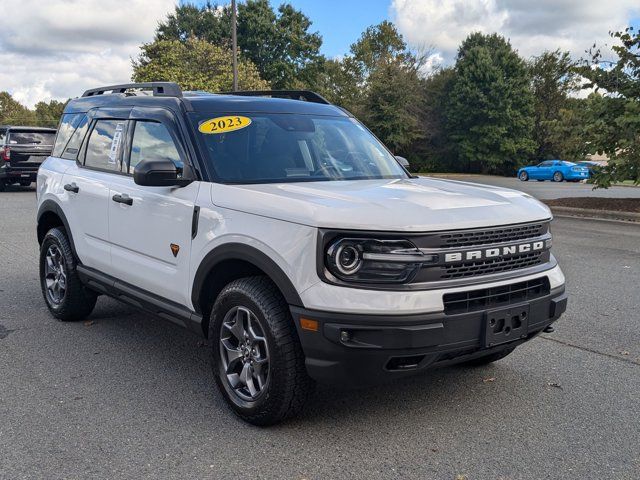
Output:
[
  {"xmin": 553, "ymin": 171, "xmax": 564, "ymax": 182},
  {"xmin": 39, "ymin": 227, "xmax": 97, "ymax": 321},
  {"xmin": 519, "ymin": 171, "xmax": 529, "ymax": 181},
  {"xmin": 210, "ymin": 276, "xmax": 313, "ymax": 426}
]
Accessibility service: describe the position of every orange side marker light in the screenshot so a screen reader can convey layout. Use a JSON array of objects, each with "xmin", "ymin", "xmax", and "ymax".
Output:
[{"xmin": 300, "ymin": 318, "xmax": 319, "ymax": 332}]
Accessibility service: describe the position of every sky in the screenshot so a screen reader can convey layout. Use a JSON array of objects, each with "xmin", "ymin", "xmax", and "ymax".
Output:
[{"xmin": 1, "ymin": 0, "xmax": 638, "ymax": 108}]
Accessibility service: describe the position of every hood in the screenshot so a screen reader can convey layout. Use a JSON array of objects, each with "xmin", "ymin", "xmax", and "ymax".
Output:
[{"xmin": 210, "ymin": 177, "xmax": 552, "ymax": 232}]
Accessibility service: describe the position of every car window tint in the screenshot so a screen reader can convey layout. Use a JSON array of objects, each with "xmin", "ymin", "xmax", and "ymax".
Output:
[
  {"xmin": 84, "ymin": 120, "xmax": 126, "ymax": 172},
  {"xmin": 129, "ymin": 121, "xmax": 183, "ymax": 174},
  {"xmin": 61, "ymin": 115, "xmax": 89, "ymax": 160},
  {"xmin": 53, "ymin": 113, "xmax": 83, "ymax": 157},
  {"xmin": 0, "ymin": 129, "xmax": 6, "ymax": 143},
  {"xmin": 9, "ymin": 131, "xmax": 55, "ymax": 145}
]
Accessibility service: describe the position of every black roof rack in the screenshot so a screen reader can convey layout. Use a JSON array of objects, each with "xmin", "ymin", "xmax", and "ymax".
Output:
[
  {"xmin": 221, "ymin": 90, "xmax": 331, "ymax": 105},
  {"xmin": 82, "ymin": 82, "xmax": 182, "ymax": 98}
]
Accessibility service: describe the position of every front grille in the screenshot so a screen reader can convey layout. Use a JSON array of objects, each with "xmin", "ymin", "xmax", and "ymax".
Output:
[
  {"xmin": 440, "ymin": 252, "xmax": 544, "ymax": 279},
  {"xmin": 437, "ymin": 223, "xmax": 545, "ymax": 248},
  {"xmin": 443, "ymin": 277, "xmax": 550, "ymax": 314}
]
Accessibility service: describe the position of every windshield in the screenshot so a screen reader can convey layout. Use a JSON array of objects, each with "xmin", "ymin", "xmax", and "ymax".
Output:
[
  {"xmin": 192, "ymin": 113, "xmax": 408, "ymax": 184},
  {"xmin": 9, "ymin": 131, "xmax": 55, "ymax": 145}
]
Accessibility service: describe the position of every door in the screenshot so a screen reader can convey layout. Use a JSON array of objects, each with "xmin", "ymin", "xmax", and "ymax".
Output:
[
  {"xmin": 532, "ymin": 161, "xmax": 552, "ymax": 180},
  {"xmin": 108, "ymin": 108, "xmax": 200, "ymax": 305},
  {"xmin": 62, "ymin": 111, "xmax": 129, "ymax": 273}
]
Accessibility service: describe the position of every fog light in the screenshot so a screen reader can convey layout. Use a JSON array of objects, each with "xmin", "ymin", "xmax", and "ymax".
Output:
[{"xmin": 340, "ymin": 330, "xmax": 350, "ymax": 342}]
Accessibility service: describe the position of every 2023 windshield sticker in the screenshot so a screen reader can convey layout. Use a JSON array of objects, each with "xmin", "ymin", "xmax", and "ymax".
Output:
[{"xmin": 198, "ymin": 116, "xmax": 252, "ymax": 134}]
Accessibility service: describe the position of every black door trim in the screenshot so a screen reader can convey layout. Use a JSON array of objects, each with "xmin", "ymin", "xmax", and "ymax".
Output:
[{"xmin": 76, "ymin": 265, "xmax": 203, "ymax": 336}]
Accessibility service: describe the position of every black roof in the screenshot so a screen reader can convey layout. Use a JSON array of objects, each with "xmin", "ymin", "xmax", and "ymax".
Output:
[{"xmin": 64, "ymin": 83, "xmax": 348, "ymax": 117}]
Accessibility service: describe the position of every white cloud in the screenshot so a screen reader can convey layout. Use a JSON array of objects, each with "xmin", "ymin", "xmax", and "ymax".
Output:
[
  {"xmin": 391, "ymin": 0, "xmax": 640, "ymax": 64},
  {"xmin": 0, "ymin": 0, "xmax": 175, "ymax": 107}
]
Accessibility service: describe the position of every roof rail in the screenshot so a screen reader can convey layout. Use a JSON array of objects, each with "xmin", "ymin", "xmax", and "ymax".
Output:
[
  {"xmin": 82, "ymin": 82, "xmax": 182, "ymax": 98},
  {"xmin": 221, "ymin": 90, "xmax": 331, "ymax": 105}
]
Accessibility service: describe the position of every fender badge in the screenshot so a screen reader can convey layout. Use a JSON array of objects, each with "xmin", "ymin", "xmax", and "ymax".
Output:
[{"xmin": 170, "ymin": 243, "xmax": 180, "ymax": 257}]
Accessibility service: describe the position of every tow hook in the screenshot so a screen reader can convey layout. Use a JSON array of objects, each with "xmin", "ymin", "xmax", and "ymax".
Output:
[{"xmin": 543, "ymin": 325, "xmax": 555, "ymax": 333}]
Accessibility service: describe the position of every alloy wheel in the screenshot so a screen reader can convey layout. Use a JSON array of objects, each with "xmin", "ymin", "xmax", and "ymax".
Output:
[
  {"xmin": 44, "ymin": 245, "xmax": 67, "ymax": 305},
  {"xmin": 219, "ymin": 306, "xmax": 270, "ymax": 401}
]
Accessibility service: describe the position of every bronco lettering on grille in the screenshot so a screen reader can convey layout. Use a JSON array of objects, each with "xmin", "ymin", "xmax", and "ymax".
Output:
[{"xmin": 443, "ymin": 241, "xmax": 545, "ymax": 263}]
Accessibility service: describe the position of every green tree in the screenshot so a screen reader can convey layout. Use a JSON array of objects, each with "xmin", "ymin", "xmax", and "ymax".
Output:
[
  {"xmin": 132, "ymin": 38, "xmax": 268, "ymax": 92},
  {"xmin": 33, "ymin": 100, "xmax": 66, "ymax": 128},
  {"xmin": 415, "ymin": 67, "xmax": 456, "ymax": 172},
  {"xmin": 317, "ymin": 21, "xmax": 427, "ymax": 157},
  {"xmin": 529, "ymin": 50, "xmax": 581, "ymax": 160},
  {"xmin": 446, "ymin": 33, "xmax": 535, "ymax": 174},
  {"xmin": 0, "ymin": 92, "xmax": 36, "ymax": 126},
  {"xmin": 154, "ymin": 1, "xmax": 323, "ymax": 89},
  {"xmin": 577, "ymin": 27, "xmax": 640, "ymax": 186}
]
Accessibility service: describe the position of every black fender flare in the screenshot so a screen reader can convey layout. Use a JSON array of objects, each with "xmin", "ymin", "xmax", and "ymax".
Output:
[
  {"xmin": 191, "ymin": 243, "xmax": 303, "ymax": 312},
  {"xmin": 37, "ymin": 199, "xmax": 78, "ymax": 259}
]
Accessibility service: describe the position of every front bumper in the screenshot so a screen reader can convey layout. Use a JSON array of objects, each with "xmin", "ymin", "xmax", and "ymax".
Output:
[{"xmin": 291, "ymin": 286, "xmax": 567, "ymax": 387}]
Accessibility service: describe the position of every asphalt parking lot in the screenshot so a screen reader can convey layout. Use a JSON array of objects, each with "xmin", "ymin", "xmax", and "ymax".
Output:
[
  {"xmin": 1, "ymin": 185, "xmax": 639, "ymax": 479},
  {"xmin": 435, "ymin": 174, "xmax": 640, "ymax": 200}
]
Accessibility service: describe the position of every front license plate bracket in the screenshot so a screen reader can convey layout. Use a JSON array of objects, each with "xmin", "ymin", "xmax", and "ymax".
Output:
[{"xmin": 484, "ymin": 303, "xmax": 530, "ymax": 348}]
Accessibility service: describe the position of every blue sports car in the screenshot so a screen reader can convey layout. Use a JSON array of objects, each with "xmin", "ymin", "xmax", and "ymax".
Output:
[{"xmin": 517, "ymin": 160, "xmax": 590, "ymax": 182}]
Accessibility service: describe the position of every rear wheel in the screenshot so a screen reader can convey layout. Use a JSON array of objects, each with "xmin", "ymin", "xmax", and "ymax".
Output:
[
  {"xmin": 519, "ymin": 171, "xmax": 529, "ymax": 181},
  {"xmin": 39, "ymin": 227, "xmax": 97, "ymax": 321},
  {"xmin": 0, "ymin": 180, "xmax": 6, "ymax": 192},
  {"xmin": 553, "ymin": 171, "xmax": 564, "ymax": 182},
  {"xmin": 19, "ymin": 180, "xmax": 31, "ymax": 187},
  {"xmin": 210, "ymin": 276, "xmax": 313, "ymax": 426}
]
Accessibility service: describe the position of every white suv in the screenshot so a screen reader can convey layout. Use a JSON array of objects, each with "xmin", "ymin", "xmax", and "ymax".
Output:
[{"xmin": 36, "ymin": 83, "xmax": 567, "ymax": 425}]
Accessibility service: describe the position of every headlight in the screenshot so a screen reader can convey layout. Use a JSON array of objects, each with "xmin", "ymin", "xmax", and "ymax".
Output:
[{"xmin": 325, "ymin": 238, "xmax": 437, "ymax": 284}]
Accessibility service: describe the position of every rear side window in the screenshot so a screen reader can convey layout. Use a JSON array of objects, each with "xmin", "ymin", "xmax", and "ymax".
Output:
[
  {"xmin": 9, "ymin": 131, "xmax": 55, "ymax": 145},
  {"xmin": 53, "ymin": 113, "xmax": 83, "ymax": 157},
  {"xmin": 84, "ymin": 120, "xmax": 126, "ymax": 172},
  {"xmin": 129, "ymin": 121, "xmax": 183, "ymax": 173},
  {"xmin": 0, "ymin": 129, "xmax": 6, "ymax": 144},
  {"xmin": 61, "ymin": 115, "xmax": 89, "ymax": 160}
]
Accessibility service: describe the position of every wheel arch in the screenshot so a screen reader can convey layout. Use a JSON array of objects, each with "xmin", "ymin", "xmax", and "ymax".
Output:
[
  {"xmin": 37, "ymin": 200, "xmax": 78, "ymax": 259},
  {"xmin": 192, "ymin": 243, "xmax": 303, "ymax": 338}
]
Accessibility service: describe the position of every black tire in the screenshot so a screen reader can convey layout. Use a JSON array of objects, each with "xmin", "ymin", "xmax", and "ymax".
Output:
[
  {"xmin": 552, "ymin": 171, "xmax": 564, "ymax": 182},
  {"xmin": 461, "ymin": 347, "xmax": 515, "ymax": 367},
  {"xmin": 19, "ymin": 180, "xmax": 31, "ymax": 187},
  {"xmin": 519, "ymin": 171, "xmax": 528, "ymax": 181},
  {"xmin": 39, "ymin": 227, "xmax": 97, "ymax": 321},
  {"xmin": 210, "ymin": 276, "xmax": 313, "ymax": 426},
  {"xmin": 0, "ymin": 180, "xmax": 5, "ymax": 192}
]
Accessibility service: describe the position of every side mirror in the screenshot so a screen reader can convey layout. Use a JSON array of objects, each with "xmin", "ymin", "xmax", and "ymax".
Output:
[
  {"xmin": 395, "ymin": 155, "xmax": 410, "ymax": 169},
  {"xmin": 133, "ymin": 159, "xmax": 191, "ymax": 187}
]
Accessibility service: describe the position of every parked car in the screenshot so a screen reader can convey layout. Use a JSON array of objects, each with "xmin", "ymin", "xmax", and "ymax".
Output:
[
  {"xmin": 576, "ymin": 161, "xmax": 601, "ymax": 178},
  {"xmin": 517, "ymin": 160, "xmax": 589, "ymax": 182},
  {"xmin": 37, "ymin": 82, "xmax": 567, "ymax": 425},
  {"xmin": 0, "ymin": 125, "xmax": 57, "ymax": 190}
]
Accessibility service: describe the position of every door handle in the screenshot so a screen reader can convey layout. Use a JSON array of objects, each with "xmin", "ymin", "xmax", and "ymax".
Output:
[
  {"xmin": 64, "ymin": 183, "xmax": 79, "ymax": 193},
  {"xmin": 112, "ymin": 193, "xmax": 133, "ymax": 206}
]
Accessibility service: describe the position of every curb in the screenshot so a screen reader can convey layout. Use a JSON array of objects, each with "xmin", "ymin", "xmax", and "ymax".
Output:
[{"xmin": 547, "ymin": 206, "xmax": 640, "ymax": 223}]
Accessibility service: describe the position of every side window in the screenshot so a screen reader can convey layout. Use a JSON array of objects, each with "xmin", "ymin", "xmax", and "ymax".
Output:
[
  {"xmin": 61, "ymin": 115, "xmax": 89, "ymax": 160},
  {"xmin": 539, "ymin": 161, "xmax": 552, "ymax": 167},
  {"xmin": 53, "ymin": 114, "xmax": 80, "ymax": 157},
  {"xmin": 84, "ymin": 119, "xmax": 126, "ymax": 172},
  {"xmin": 129, "ymin": 121, "xmax": 183, "ymax": 174}
]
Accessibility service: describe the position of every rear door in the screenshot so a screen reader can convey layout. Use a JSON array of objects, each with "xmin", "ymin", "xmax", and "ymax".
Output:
[
  {"xmin": 6, "ymin": 129, "xmax": 56, "ymax": 170},
  {"xmin": 61, "ymin": 109, "xmax": 130, "ymax": 273},
  {"xmin": 107, "ymin": 107, "xmax": 199, "ymax": 305}
]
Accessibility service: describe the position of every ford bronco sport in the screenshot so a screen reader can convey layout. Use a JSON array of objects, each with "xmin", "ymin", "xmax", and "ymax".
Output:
[
  {"xmin": 1, "ymin": 125, "xmax": 56, "ymax": 190},
  {"xmin": 36, "ymin": 82, "xmax": 567, "ymax": 425}
]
